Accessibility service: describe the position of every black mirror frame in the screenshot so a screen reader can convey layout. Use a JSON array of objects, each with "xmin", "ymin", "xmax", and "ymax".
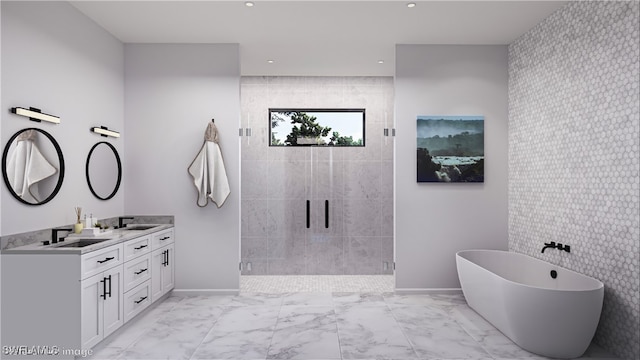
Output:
[
  {"xmin": 1, "ymin": 127, "xmax": 65, "ymax": 206},
  {"xmin": 86, "ymin": 141, "xmax": 122, "ymax": 201}
]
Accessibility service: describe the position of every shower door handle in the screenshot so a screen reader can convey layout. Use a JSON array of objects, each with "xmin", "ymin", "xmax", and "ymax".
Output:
[
  {"xmin": 325, "ymin": 200, "xmax": 329, "ymax": 228},
  {"xmin": 306, "ymin": 200, "xmax": 310, "ymax": 229}
]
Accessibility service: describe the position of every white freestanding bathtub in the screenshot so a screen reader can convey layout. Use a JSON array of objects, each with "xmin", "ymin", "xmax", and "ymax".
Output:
[{"xmin": 456, "ymin": 250, "xmax": 604, "ymax": 359}]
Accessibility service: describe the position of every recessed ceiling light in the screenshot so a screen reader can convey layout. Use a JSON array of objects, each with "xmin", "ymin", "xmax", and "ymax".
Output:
[
  {"xmin": 245, "ymin": 1, "xmax": 255, "ymax": 7},
  {"xmin": 267, "ymin": 60, "xmax": 274, "ymax": 64},
  {"xmin": 407, "ymin": 2, "xmax": 416, "ymax": 8},
  {"xmin": 378, "ymin": 60, "xmax": 385, "ymax": 64}
]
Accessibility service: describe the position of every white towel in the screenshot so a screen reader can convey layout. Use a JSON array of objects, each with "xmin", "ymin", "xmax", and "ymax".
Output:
[
  {"xmin": 187, "ymin": 122, "xmax": 230, "ymax": 208},
  {"xmin": 6, "ymin": 130, "xmax": 58, "ymax": 202}
]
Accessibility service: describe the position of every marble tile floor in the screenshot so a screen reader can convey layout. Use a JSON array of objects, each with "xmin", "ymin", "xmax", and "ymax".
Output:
[{"xmin": 88, "ymin": 292, "xmax": 618, "ymax": 360}]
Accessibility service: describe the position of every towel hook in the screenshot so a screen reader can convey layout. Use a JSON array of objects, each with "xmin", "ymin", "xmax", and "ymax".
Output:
[{"xmin": 211, "ymin": 118, "xmax": 215, "ymax": 123}]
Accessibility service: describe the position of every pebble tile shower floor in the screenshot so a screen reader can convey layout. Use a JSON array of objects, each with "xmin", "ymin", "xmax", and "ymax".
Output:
[
  {"xmin": 88, "ymin": 292, "xmax": 617, "ymax": 360},
  {"xmin": 240, "ymin": 275, "xmax": 395, "ymax": 293}
]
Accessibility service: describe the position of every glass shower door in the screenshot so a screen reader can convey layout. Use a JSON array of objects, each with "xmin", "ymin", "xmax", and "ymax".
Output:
[
  {"xmin": 262, "ymin": 146, "xmax": 310, "ymax": 275},
  {"xmin": 263, "ymin": 146, "xmax": 344, "ymax": 275},
  {"xmin": 306, "ymin": 146, "xmax": 345, "ymax": 274},
  {"xmin": 240, "ymin": 77, "xmax": 395, "ymax": 276}
]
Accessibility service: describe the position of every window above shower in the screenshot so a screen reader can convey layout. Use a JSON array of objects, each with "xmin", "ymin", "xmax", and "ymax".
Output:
[{"xmin": 269, "ymin": 108, "xmax": 365, "ymax": 146}]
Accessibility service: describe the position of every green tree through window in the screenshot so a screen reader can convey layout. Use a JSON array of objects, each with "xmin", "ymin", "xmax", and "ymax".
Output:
[{"xmin": 283, "ymin": 112, "xmax": 332, "ymax": 145}]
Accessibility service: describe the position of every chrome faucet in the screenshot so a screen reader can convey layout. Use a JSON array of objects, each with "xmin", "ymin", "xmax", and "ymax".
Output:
[
  {"xmin": 118, "ymin": 216, "xmax": 134, "ymax": 228},
  {"xmin": 51, "ymin": 228, "xmax": 73, "ymax": 244},
  {"xmin": 541, "ymin": 241, "xmax": 571, "ymax": 253}
]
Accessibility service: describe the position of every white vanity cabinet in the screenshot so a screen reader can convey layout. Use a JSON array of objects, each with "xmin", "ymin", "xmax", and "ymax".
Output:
[
  {"xmin": 123, "ymin": 278, "xmax": 153, "ymax": 322},
  {"xmin": 121, "ymin": 234, "xmax": 153, "ymax": 322},
  {"xmin": 123, "ymin": 235, "xmax": 151, "ymax": 262},
  {"xmin": 80, "ymin": 258, "xmax": 124, "ymax": 349},
  {"xmin": 151, "ymin": 229, "xmax": 175, "ymax": 302},
  {"xmin": 123, "ymin": 253, "xmax": 151, "ymax": 291},
  {"xmin": 1, "ymin": 225, "xmax": 175, "ymax": 359}
]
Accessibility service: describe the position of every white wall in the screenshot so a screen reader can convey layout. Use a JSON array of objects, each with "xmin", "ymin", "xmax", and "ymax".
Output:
[
  {"xmin": 124, "ymin": 44, "xmax": 240, "ymax": 291},
  {"xmin": 1, "ymin": 3, "xmax": 3, "ymax": 354},
  {"xmin": 394, "ymin": 45, "xmax": 509, "ymax": 290},
  {"xmin": 1, "ymin": 3, "xmax": 123, "ymax": 354},
  {"xmin": 1, "ymin": 1, "xmax": 124, "ymax": 235},
  {"xmin": 0, "ymin": 0, "xmax": 3, "ymax": 240}
]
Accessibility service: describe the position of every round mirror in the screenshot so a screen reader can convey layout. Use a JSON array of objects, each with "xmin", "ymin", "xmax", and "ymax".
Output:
[
  {"xmin": 2, "ymin": 128, "xmax": 65, "ymax": 205},
  {"xmin": 86, "ymin": 141, "xmax": 121, "ymax": 200}
]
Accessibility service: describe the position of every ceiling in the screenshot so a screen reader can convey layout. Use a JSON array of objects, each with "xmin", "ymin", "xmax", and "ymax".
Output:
[{"xmin": 70, "ymin": 1, "xmax": 568, "ymax": 76}]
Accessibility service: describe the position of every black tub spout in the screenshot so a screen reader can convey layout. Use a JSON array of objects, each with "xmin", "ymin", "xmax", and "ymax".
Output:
[
  {"xmin": 541, "ymin": 241, "xmax": 571, "ymax": 253},
  {"xmin": 541, "ymin": 241, "xmax": 556, "ymax": 253}
]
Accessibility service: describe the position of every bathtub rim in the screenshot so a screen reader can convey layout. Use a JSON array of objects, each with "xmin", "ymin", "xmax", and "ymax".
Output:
[{"xmin": 456, "ymin": 249, "xmax": 604, "ymax": 293}]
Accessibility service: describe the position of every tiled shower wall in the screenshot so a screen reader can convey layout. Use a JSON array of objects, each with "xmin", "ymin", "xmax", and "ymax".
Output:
[
  {"xmin": 508, "ymin": 2, "xmax": 639, "ymax": 359},
  {"xmin": 241, "ymin": 77, "xmax": 394, "ymax": 275}
]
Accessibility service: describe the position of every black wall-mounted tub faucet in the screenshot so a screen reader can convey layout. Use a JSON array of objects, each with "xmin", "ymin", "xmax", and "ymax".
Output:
[
  {"xmin": 541, "ymin": 241, "xmax": 571, "ymax": 253},
  {"xmin": 51, "ymin": 228, "xmax": 73, "ymax": 244},
  {"xmin": 541, "ymin": 241, "xmax": 556, "ymax": 253}
]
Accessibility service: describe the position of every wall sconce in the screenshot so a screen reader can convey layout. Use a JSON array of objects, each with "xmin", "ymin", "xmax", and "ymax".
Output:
[
  {"xmin": 10, "ymin": 107, "xmax": 60, "ymax": 124},
  {"xmin": 91, "ymin": 126, "xmax": 120, "ymax": 138}
]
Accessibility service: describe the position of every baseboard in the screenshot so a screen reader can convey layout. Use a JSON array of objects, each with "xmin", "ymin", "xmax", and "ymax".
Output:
[
  {"xmin": 173, "ymin": 288, "xmax": 461, "ymax": 296},
  {"xmin": 172, "ymin": 288, "xmax": 240, "ymax": 296},
  {"xmin": 394, "ymin": 288, "xmax": 463, "ymax": 295}
]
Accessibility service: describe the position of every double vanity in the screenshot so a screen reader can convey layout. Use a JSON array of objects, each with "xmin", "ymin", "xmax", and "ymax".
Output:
[
  {"xmin": 1, "ymin": 223, "xmax": 174, "ymax": 358},
  {"xmin": 1, "ymin": 112, "xmax": 174, "ymax": 358}
]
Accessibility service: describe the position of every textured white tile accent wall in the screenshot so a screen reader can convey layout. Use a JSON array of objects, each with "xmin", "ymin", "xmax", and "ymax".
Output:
[{"xmin": 508, "ymin": 2, "xmax": 639, "ymax": 359}]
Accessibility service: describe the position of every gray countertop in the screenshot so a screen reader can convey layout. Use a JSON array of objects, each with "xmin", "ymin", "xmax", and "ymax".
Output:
[{"xmin": 1, "ymin": 224, "xmax": 174, "ymax": 255}]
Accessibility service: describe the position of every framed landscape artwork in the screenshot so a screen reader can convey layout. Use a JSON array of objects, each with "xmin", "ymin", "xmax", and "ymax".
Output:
[{"xmin": 416, "ymin": 115, "xmax": 484, "ymax": 183}]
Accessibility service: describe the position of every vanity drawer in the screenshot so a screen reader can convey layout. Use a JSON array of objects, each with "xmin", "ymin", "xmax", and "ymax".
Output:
[
  {"xmin": 124, "ymin": 280, "xmax": 152, "ymax": 323},
  {"xmin": 81, "ymin": 244, "xmax": 123, "ymax": 280},
  {"xmin": 123, "ymin": 254, "xmax": 151, "ymax": 292},
  {"xmin": 123, "ymin": 235, "xmax": 151, "ymax": 261},
  {"xmin": 151, "ymin": 228, "xmax": 174, "ymax": 249}
]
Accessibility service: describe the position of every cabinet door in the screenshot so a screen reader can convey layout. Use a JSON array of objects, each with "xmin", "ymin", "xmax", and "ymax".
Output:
[
  {"xmin": 81, "ymin": 273, "xmax": 104, "ymax": 350},
  {"xmin": 161, "ymin": 244, "xmax": 175, "ymax": 295},
  {"xmin": 151, "ymin": 248, "xmax": 164, "ymax": 302},
  {"xmin": 102, "ymin": 265, "xmax": 124, "ymax": 338}
]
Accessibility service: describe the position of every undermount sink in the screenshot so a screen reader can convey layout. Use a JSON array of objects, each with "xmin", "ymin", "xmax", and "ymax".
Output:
[
  {"xmin": 55, "ymin": 239, "xmax": 112, "ymax": 248},
  {"xmin": 121, "ymin": 225, "xmax": 157, "ymax": 231}
]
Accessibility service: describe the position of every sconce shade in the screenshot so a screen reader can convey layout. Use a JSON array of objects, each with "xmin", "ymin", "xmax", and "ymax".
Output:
[
  {"xmin": 91, "ymin": 126, "xmax": 120, "ymax": 138},
  {"xmin": 10, "ymin": 107, "xmax": 60, "ymax": 124}
]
